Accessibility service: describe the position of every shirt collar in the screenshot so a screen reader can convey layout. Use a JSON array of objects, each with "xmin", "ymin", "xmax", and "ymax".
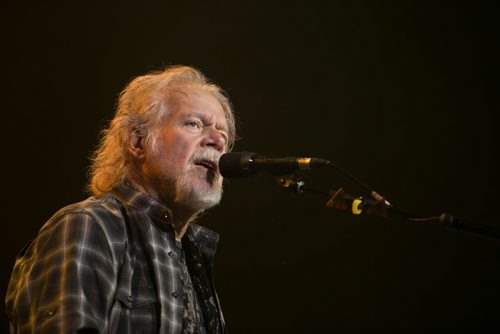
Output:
[
  {"xmin": 110, "ymin": 181, "xmax": 174, "ymax": 226},
  {"xmin": 109, "ymin": 182, "xmax": 219, "ymax": 253}
]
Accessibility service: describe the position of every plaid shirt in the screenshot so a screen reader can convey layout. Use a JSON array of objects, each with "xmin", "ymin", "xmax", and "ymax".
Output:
[{"xmin": 5, "ymin": 183, "xmax": 226, "ymax": 334}]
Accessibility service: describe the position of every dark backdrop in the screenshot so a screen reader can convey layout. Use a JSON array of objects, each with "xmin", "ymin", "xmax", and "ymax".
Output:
[{"xmin": 2, "ymin": 1, "xmax": 499, "ymax": 332}]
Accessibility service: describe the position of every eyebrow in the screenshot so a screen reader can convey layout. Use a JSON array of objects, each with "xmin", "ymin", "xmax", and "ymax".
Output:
[{"xmin": 183, "ymin": 112, "xmax": 229, "ymax": 133}]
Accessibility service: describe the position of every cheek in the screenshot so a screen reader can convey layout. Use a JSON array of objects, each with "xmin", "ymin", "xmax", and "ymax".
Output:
[
  {"xmin": 166, "ymin": 136, "xmax": 197, "ymax": 165},
  {"xmin": 156, "ymin": 126, "xmax": 202, "ymax": 163}
]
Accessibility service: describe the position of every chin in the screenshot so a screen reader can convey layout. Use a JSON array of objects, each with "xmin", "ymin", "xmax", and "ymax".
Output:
[
  {"xmin": 192, "ymin": 193, "xmax": 222, "ymax": 210},
  {"xmin": 175, "ymin": 178, "xmax": 223, "ymax": 211}
]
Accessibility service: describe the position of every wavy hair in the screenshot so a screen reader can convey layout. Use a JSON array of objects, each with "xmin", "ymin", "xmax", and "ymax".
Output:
[{"xmin": 88, "ymin": 65, "xmax": 236, "ymax": 196}]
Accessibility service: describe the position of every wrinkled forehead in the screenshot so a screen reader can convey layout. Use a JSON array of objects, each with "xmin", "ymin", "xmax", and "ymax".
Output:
[
  {"xmin": 161, "ymin": 86, "xmax": 193, "ymax": 108},
  {"xmin": 163, "ymin": 86, "xmax": 217, "ymax": 109},
  {"xmin": 163, "ymin": 86, "xmax": 229, "ymax": 122}
]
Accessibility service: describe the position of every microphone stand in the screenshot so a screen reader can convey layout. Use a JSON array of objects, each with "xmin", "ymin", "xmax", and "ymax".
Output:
[{"xmin": 277, "ymin": 176, "xmax": 500, "ymax": 241}]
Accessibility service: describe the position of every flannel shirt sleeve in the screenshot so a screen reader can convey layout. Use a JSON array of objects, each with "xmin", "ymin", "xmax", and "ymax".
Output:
[{"xmin": 6, "ymin": 210, "xmax": 123, "ymax": 333}]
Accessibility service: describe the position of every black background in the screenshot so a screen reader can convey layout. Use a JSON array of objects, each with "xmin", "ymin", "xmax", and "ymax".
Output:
[{"xmin": 2, "ymin": 1, "xmax": 499, "ymax": 332}]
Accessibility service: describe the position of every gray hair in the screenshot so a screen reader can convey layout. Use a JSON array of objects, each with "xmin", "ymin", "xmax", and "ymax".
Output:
[{"xmin": 88, "ymin": 65, "xmax": 236, "ymax": 196}]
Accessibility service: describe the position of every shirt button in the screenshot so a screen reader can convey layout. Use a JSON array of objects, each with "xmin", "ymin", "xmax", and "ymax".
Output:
[
  {"xmin": 168, "ymin": 251, "xmax": 175, "ymax": 257},
  {"xmin": 163, "ymin": 213, "xmax": 169, "ymax": 220},
  {"xmin": 172, "ymin": 291, "xmax": 179, "ymax": 298}
]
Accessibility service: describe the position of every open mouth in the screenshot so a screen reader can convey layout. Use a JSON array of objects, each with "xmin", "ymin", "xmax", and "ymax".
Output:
[{"xmin": 194, "ymin": 160, "xmax": 217, "ymax": 173}]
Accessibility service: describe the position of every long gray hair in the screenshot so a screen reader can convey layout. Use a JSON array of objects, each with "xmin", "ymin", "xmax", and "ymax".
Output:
[{"xmin": 88, "ymin": 65, "xmax": 236, "ymax": 195}]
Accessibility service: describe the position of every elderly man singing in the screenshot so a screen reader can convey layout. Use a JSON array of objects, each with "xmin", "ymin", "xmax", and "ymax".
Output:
[{"xmin": 6, "ymin": 66, "xmax": 235, "ymax": 334}]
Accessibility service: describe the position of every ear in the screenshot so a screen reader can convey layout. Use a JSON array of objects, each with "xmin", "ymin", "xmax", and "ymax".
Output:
[{"xmin": 128, "ymin": 130, "xmax": 146, "ymax": 159}]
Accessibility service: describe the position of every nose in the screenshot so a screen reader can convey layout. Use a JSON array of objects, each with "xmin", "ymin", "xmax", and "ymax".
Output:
[{"xmin": 201, "ymin": 128, "xmax": 226, "ymax": 153}]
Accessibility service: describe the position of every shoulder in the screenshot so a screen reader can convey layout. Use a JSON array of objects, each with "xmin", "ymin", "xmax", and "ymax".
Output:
[
  {"xmin": 6, "ymin": 195, "xmax": 131, "ymax": 331},
  {"xmin": 39, "ymin": 194, "xmax": 127, "ymax": 241},
  {"xmin": 22, "ymin": 194, "xmax": 132, "ymax": 268},
  {"xmin": 11, "ymin": 194, "xmax": 131, "ymax": 278}
]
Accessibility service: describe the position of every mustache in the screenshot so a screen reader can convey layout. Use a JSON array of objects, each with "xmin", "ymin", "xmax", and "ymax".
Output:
[{"xmin": 189, "ymin": 149, "xmax": 222, "ymax": 166}]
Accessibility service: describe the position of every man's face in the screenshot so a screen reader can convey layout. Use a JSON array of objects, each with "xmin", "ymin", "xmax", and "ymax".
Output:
[{"xmin": 141, "ymin": 88, "xmax": 229, "ymax": 212}]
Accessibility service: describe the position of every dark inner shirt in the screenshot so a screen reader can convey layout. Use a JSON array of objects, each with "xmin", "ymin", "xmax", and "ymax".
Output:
[{"xmin": 174, "ymin": 239, "xmax": 207, "ymax": 334}]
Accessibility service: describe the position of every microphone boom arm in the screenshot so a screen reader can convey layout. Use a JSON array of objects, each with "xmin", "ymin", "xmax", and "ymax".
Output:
[{"xmin": 277, "ymin": 176, "xmax": 500, "ymax": 241}]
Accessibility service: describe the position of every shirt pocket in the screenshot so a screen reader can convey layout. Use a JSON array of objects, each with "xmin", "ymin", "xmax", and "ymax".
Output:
[
  {"xmin": 115, "ymin": 284, "xmax": 157, "ymax": 308},
  {"xmin": 111, "ymin": 264, "xmax": 158, "ymax": 333}
]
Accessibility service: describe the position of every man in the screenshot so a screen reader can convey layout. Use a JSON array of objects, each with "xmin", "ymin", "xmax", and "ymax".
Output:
[{"xmin": 5, "ymin": 65, "xmax": 235, "ymax": 333}]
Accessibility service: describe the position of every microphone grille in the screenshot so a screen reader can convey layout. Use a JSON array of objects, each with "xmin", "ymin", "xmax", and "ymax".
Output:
[{"xmin": 219, "ymin": 152, "xmax": 256, "ymax": 178}]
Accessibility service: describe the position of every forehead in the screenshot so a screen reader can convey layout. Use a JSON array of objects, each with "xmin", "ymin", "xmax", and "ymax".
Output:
[{"xmin": 166, "ymin": 88, "xmax": 227, "ymax": 123}]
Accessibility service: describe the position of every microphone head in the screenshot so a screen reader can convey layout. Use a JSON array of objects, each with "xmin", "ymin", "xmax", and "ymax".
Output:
[{"xmin": 219, "ymin": 152, "xmax": 257, "ymax": 178}]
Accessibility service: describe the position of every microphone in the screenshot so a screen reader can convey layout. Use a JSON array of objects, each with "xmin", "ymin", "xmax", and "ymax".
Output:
[{"xmin": 219, "ymin": 151, "xmax": 330, "ymax": 178}]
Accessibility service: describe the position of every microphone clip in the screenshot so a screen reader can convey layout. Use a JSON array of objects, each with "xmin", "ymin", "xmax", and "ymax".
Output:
[
  {"xmin": 325, "ymin": 187, "xmax": 389, "ymax": 217},
  {"xmin": 277, "ymin": 176, "xmax": 305, "ymax": 194}
]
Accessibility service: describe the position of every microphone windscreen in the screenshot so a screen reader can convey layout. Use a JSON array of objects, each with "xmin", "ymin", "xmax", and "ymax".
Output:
[{"xmin": 219, "ymin": 152, "xmax": 256, "ymax": 178}]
